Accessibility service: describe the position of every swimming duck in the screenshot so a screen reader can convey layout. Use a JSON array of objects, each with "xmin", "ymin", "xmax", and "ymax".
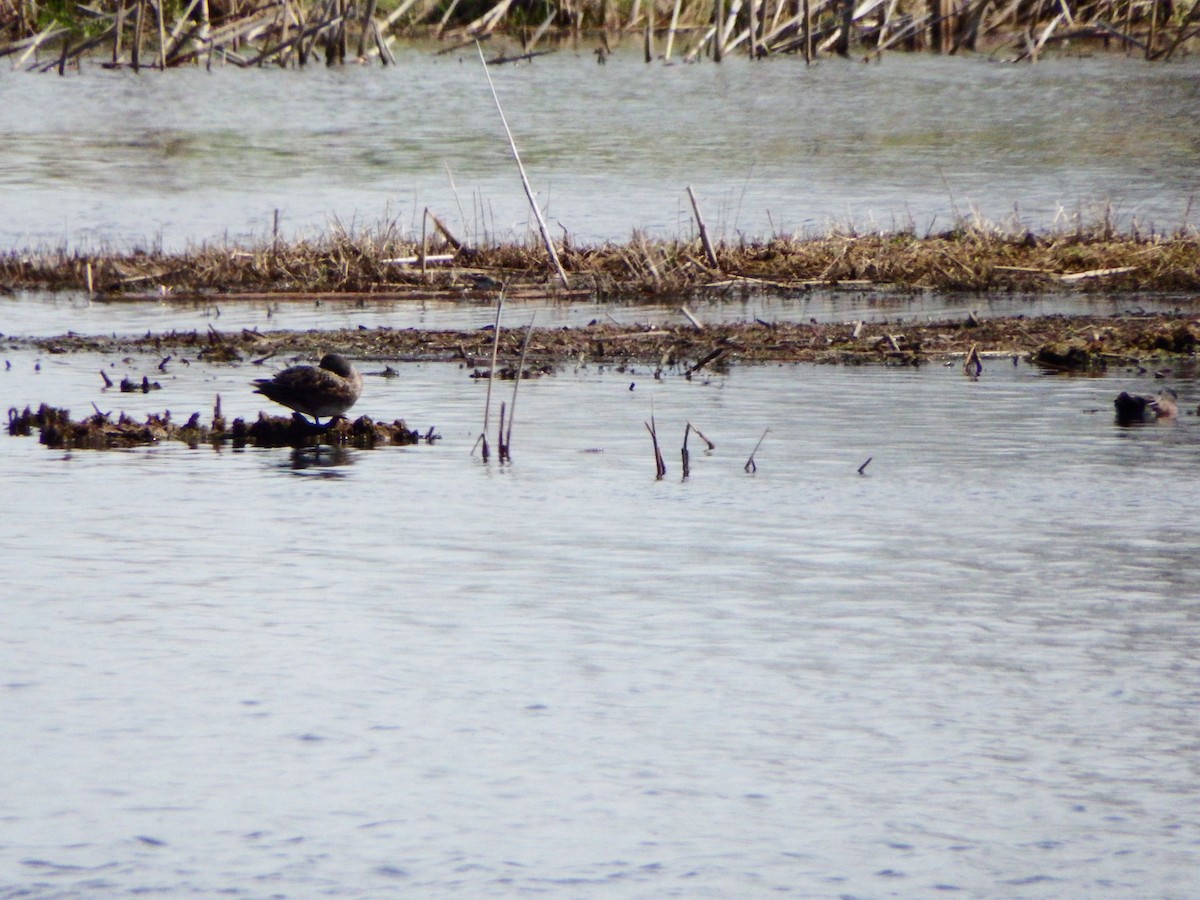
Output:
[
  {"xmin": 253, "ymin": 353, "xmax": 362, "ymax": 426},
  {"xmin": 1114, "ymin": 388, "xmax": 1178, "ymax": 425}
]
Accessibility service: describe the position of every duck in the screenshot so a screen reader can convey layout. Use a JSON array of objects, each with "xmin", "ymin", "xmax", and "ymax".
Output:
[
  {"xmin": 1114, "ymin": 388, "xmax": 1178, "ymax": 425},
  {"xmin": 253, "ymin": 353, "xmax": 363, "ymax": 427}
]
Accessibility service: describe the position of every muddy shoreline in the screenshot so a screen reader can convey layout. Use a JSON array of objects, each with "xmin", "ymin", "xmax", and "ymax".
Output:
[{"xmin": 14, "ymin": 311, "xmax": 1200, "ymax": 371}]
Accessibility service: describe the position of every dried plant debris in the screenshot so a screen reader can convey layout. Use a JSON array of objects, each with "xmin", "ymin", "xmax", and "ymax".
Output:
[
  {"xmin": 17, "ymin": 313, "xmax": 1200, "ymax": 373},
  {"xmin": 2, "ymin": 227, "xmax": 1197, "ymax": 297},
  {"xmin": 6, "ymin": 404, "xmax": 438, "ymax": 451}
]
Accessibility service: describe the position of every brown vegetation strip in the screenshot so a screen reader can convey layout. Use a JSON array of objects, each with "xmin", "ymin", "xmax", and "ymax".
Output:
[
  {"xmin": 20, "ymin": 314, "xmax": 1200, "ymax": 371},
  {"xmin": 3, "ymin": 230, "xmax": 1199, "ymax": 296}
]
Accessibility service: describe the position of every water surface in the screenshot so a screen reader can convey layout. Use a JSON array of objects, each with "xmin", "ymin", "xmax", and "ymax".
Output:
[
  {"xmin": 2, "ymin": 333, "xmax": 1199, "ymax": 897},
  {"xmin": 1, "ymin": 50, "xmax": 1198, "ymax": 251},
  {"xmin": 3, "ymin": 50, "xmax": 1200, "ymax": 892}
]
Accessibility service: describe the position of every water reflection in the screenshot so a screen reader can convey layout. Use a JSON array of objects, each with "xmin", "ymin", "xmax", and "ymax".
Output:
[{"xmin": 284, "ymin": 444, "xmax": 355, "ymax": 473}]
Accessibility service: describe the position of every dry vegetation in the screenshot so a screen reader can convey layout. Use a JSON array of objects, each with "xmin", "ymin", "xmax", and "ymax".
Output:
[
  {"xmin": 3, "ymin": 222, "xmax": 1197, "ymax": 296},
  {"xmin": 5, "ymin": 224, "xmax": 1199, "ymax": 373},
  {"xmin": 1, "ymin": 0, "xmax": 1196, "ymax": 71}
]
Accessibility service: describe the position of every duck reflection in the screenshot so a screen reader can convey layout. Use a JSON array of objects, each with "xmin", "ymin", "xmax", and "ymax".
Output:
[{"xmin": 284, "ymin": 444, "xmax": 354, "ymax": 474}]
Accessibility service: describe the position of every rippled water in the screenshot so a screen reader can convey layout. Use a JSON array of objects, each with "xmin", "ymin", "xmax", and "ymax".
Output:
[
  {"xmin": 1, "ymin": 49, "xmax": 1198, "ymax": 251},
  {"xmin": 3, "ymin": 302, "xmax": 1200, "ymax": 895},
  {"xmin": 3, "ymin": 48, "xmax": 1200, "ymax": 896},
  {"xmin": 6, "ymin": 286, "xmax": 1200, "ymax": 340}
]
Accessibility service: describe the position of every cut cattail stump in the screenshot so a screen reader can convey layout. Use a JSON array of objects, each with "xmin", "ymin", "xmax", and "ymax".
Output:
[
  {"xmin": 681, "ymin": 423, "xmax": 691, "ymax": 479},
  {"xmin": 100, "ymin": 370, "xmax": 114, "ymax": 388},
  {"xmin": 744, "ymin": 428, "xmax": 769, "ymax": 473}
]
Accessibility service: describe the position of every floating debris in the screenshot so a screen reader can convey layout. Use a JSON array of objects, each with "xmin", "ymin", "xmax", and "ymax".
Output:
[{"xmin": 6, "ymin": 403, "xmax": 437, "ymax": 451}]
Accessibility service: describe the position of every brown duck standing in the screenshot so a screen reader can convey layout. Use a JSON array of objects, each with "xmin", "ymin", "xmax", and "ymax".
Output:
[{"xmin": 253, "ymin": 353, "xmax": 363, "ymax": 427}]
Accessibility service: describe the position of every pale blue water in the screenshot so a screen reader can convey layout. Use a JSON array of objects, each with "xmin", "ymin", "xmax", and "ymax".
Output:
[
  {"xmin": 2, "ymin": 327, "xmax": 1199, "ymax": 897},
  {"xmin": 3, "ymin": 43, "xmax": 1199, "ymax": 898},
  {"xmin": 0, "ymin": 51, "xmax": 1197, "ymax": 252}
]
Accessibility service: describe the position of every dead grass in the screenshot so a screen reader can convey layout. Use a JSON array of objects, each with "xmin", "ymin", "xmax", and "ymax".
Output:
[{"xmin": 2, "ymin": 223, "xmax": 1198, "ymax": 298}]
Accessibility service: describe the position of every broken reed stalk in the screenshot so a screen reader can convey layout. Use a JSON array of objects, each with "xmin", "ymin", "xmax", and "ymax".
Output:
[
  {"xmin": 803, "ymin": 0, "xmax": 811, "ymax": 63},
  {"xmin": 681, "ymin": 422, "xmax": 691, "ymax": 479},
  {"xmin": 664, "ymin": 0, "xmax": 683, "ymax": 60},
  {"xmin": 475, "ymin": 40, "xmax": 569, "ymax": 289},
  {"xmin": 963, "ymin": 343, "xmax": 983, "ymax": 377},
  {"xmin": 744, "ymin": 427, "xmax": 769, "ymax": 473},
  {"xmin": 688, "ymin": 422, "xmax": 715, "ymax": 450},
  {"xmin": 478, "ymin": 286, "xmax": 505, "ymax": 461},
  {"xmin": 714, "ymin": 0, "xmax": 725, "ymax": 59},
  {"xmin": 645, "ymin": 418, "xmax": 667, "ymax": 479},
  {"xmin": 857, "ymin": 456, "xmax": 872, "ymax": 474},
  {"xmin": 645, "ymin": 401, "xmax": 666, "ymax": 479},
  {"xmin": 503, "ymin": 316, "xmax": 536, "ymax": 459},
  {"xmin": 420, "ymin": 206, "xmax": 429, "ymax": 282},
  {"xmin": 498, "ymin": 400, "xmax": 507, "ymax": 461},
  {"xmin": 155, "ymin": 0, "xmax": 167, "ymax": 70},
  {"xmin": 686, "ymin": 186, "xmax": 719, "ymax": 269}
]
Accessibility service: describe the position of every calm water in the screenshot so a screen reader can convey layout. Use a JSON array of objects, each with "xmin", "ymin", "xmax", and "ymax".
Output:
[
  {"xmin": 2, "ymin": 301, "xmax": 1200, "ymax": 896},
  {"xmin": 5, "ymin": 287, "xmax": 1200, "ymax": 339},
  {"xmin": 0, "ymin": 49, "xmax": 1198, "ymax": 251},
  {"xmin": 3, "ymin": 46, "xmax": 1200, "ymax": 898}
]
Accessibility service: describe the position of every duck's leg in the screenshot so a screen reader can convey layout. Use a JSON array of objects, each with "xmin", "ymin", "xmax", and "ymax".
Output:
[{"xmin": 290, "ymin": 412, "xmax": 324, "ymax": 431}]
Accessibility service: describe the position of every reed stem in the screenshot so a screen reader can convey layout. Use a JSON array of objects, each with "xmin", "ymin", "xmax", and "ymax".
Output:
[{"xmin": 475, "ymin": 40, "xmax": 570, "ymax": 289}]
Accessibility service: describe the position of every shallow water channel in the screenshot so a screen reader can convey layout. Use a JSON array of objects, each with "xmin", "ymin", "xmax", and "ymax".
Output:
[
  {"xmin": 3, "ymin": 290, "xmax": 1200, "ymax": 897},
  {"xmin": 2, "ymin": 49, "xmax": 1199, "ymax": 251}
]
